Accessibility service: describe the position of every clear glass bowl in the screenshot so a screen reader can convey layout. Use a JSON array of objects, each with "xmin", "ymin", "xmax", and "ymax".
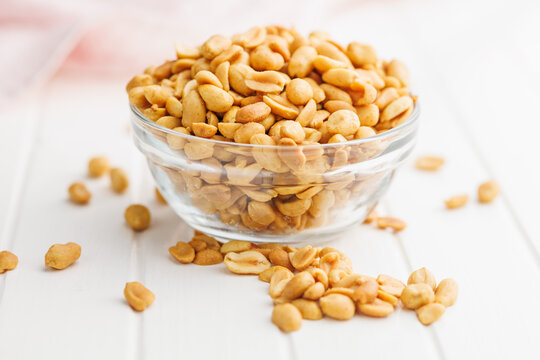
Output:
[{"xmin": 130, "ymin": 103, "xmax": 419, "ymax": 244}]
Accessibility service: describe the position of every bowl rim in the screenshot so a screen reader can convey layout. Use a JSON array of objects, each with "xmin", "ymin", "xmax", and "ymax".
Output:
[{"xmin": 130, "ymin": 101, "xmax": 419, "ymax": 149}]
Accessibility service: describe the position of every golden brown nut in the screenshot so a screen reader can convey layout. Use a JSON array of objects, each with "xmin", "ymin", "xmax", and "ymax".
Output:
[
  {"xmin": 45, "ymin": 242, "xmax": 81, "ymax": 270},
  {"xmin": 68, "ymin": 182, "xmax": 91, "ymax": 205},
  {"xmin": 124, "ymin": 204, "xmax": 151, "ymax": 231},
  {"xmin": 124, "ymin": 282, "xmax": 155, "ymax": 312},
  {"xmin": 0, "ymin": 251, "xmax": 18, "ymax": 274}
]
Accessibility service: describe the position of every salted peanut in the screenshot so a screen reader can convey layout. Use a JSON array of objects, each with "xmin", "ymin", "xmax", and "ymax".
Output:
[
  {"xmin": 387, "ymin": 59, "xmax": 410, "ymax": 86},
  {"xmin": 250, "ymin": 134, "xmax": 287, "ymax": 172},
  {"xmin": 236, "ymin": 102, "xmax": 271, "ymax": 123},
  {"xmin": 279, "ymin": 120, "xmax": 305, "ymax": 143},
  {"xmin": 380, "ymin": 96, "xmax": 413, "ymax": 123},
  {"xmin": 198, "ymin": 84, "xmax": 234, "ymax": 113},
  {"xmin": 156, "ymin": 116, "xmax": 181, "ymax": 129},
  {"xmin": 304, "ymin": 78, "xmax": 326, "ymax": 104},
  {"xmin": 445, "ymin": 194, "xmax": 468, "ymax": 209},
  {"xmin": 232, "ymin": 122, "xmax": 265, "ymax": 144},
  {"xmin": 378, "ymin": 289, "xmax": 399, "ymax": 306},
  {"xmin": 377, "ymin": 274, "xmax": 406, "ymax": 297},
  {"xmin": 415, "ymin": 156, "xmax": 445, "ymax": 171},
  {"xmin": 126, "ymin": 74, "xmax": 153, "ymax": 92},
  {"xmin": 322, "ymin": 68, "xmax": 357, "ymax": 88},
  {"xmin": 305, "ymin": 267, "xmax": 329, "ymax": 289},
  {"xmin": 286, "ymin": 78, "xmax": 313, "ymax": 105},
  {"xmin": 201, "ymin": 34, "xmax": 232, "ymax": 59},
  {"xmin": 291, "ymin": 299, "xmax": 323, "ymax": 320},
  {"xmin": 110, "ymin": 168, "xmax": 129, "ymax": 193},
  {"xmin": 189, "ymin": 239, "xmax": 207, "ymax": 252},
  {"xmin": 272, "ymin": 303, "xmax": 302, "ymax": 332},
  {"xmin": 435, "ymin": 278, "xmax": 459, "ymax": 307},
  {"xmin": 401, "ymin": 283, "xmax": 435, "ymax": 310},
  {"xmin": 408, "ymin": 267, "xmax": 437, "ymax": 290},
  {"xmin": 356, "ymin": 104, "xmax": 379, "ymax": 127},
  {"xmin": 169, "ymin": 241, "xmax": 195, "ymax": 264},
  {"xmin": 355, "ymin": 126, "xmax": 377, "ymax": 139},
  {"xmin": 269, "ymin": 248, "xmax": 294, "ymax": 270},
  {"xmin": 128, "ymin": 87, "xmax": 150, "ymax": 109},
  {"xmin": 316, "ymin": 41, "xmax": 351, "ymax": 66},
  {"xmin": 234, "ymin": 26, "xmax": 267, "ymax": 49},
  {"xmin": 68, "ymin": 182, "xmax": 91, "ymax": 204},
  {"xmin": 259, "ymin": 265, "xmax": 289, "ymax": 282},
  {"xmin": 350, "ymin": 81, "xmax": 377, "ymax": 106},
  {"xmin": 175, "ymin": 42, "xmax": 200, "ymax": 58},
  {"xmin": 417, "ymin": 302, "xmax": 445, "ymax": 326},
  {"xmin": 214, "ymin": 61, "xmax": 230, "ymax": 91},
  {"xmin": 167, "ymin": 127, "xmax": 190, "ymax": 149},
  {"xmin": 326, "ymin": 110, "xmax": 360, "ymax": 136},
  {"xmin": 88, "ymin": 156, "xmax": 109, "ymax": 177},
  {"xmin": 182, "ymin": 90, "xmax": 206, "ymax": 129},
  {"xmin": 218, "ymin": 122, "xmax": 242, "ymax": 139},
  {"xmin": 358, "ymin": 298, "xmax": 394, "ymax": 317},
  {"xmin": 245, "ymin": 70, "xmax": 286, "ymax": 93},
  {"xmin": 0, "ymin": 251, "xmax": 18, "ymax": 273},
  {"xmin": 275, "ymin": 197, "xmax": 312, "ymax": 217},
  {"xmin": 142, "ymin": 106, "xmax": 166, "ymax": 121},
  {"xmin": 225, "ymin": 162, "xmax": 262, "ymax": 185},
  {"xmin": 324, "ymin": 100, "xmax": 356, "ymax": 113},
  {"xmin": 45, "ymin": 242, "xmax": 81, "ymax": 270},
  {"xmin": 195, "ymin": 70, "xmax": 222, "ymax": 88},
  {"xmin": 295, "ymin": 99, "xmax": 317, "ymax": 127},
  {"xmin": 184, "ymin": 142, "xmax": 214, "ymax": 160},
  {"xmin": 220, "ymin": 240, "xmax": 252, "ymax": 254},
  {"xmin": 478, "ymin": 181, "xmax": 500, "ymax": 203},
  {"xmin": 308, "ymin": 190, "xmax": 335, "ymax": 218},
  {"xmin": 192, "ymin": 123, "xmax": 218, "ymax": 138},
  {"xmin": 281, "ymin": 271, "xmax": 315, "ymax": 300},
  {"xmin": 352, "ymin": 279, "xmax": 379, "ymax": 304},
  {"xmin": 288, "ymin": 45, "xmax": 318, "ymax": 78},
  {"xmin": 124, "ymin": 204, "xmax": 151, "ymax": 231},
  {"xmin": 313, "ymin": 55, "xmax": 348, "ymax": 73},
  {"xmin": 263, "ymin": 94, "xmax": 299, "ymax": 119},
  {"xmin": 200, "ymin": 184, "xmax": 231, "ymax": 204},
  {"xmin": 193, "ymin": 249, "xmax": 223, "ymax": 265},
  {"xmin": 375, "ymin": 87, "xmax": 399, "ymax": 110},
  {"xmin": 269, "ymin": 267, "xmax": 295, "ymax": 298},
  {"xmin": 291, "ymin": 245, "xmax": 317, "ymax": 271},
  {"xmin": 347, "ymin": 42, "xmax": 377, "ymax": 66},
  {"xmin": 144, "ymin": 85, "xmax": 170, "ymax": 106},
  {"xmin": 327, "ymin": 134, "xmax": 347, "ymax": 144},
  {"xmin": 377, "ymin": 217, "xmax": 407, "ymax": 232},
  {"xmin": 224, "ymin": 250, "xmax": 271, "ymax": 274},
  {"xmin": 124, "ymin": 282, "xmax": 155, "ymax": 312},
  {"xmin": 319, "ymin": 293, "xmax": 355, "ymax": 320},
  {"xmin": 229, "ymin": 64, "xmax": 255, "ymax": 96},
  {"xmin": 246, "ymin": 201, "xmax": 276, "ymax": 226},
  {"xmin": 319, "ymin": 84, "xmax": 351, "ymax": 105},
  {"xmin": 164, "ymin": 97, "xmax": 182, "ymax": 118},
  {"xmin": 250, "ymin": 45, "xmax": 284, "ymax": 71},
  {"xmin": 303, "ymin": 282, "xmax": 325, "ymax": 300}
]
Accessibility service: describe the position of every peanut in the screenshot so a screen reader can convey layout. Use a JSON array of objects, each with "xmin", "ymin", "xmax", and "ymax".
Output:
[
  {"xmin": 124, "ymin": 204, "xmax": 151, "ymax": 231},
  {"xmin": 376, "ymin": 217, "xmax": 407, "ymax": 232},
  {"xmin": 435, "ymin": 278, "xmax": 458, "ymax": 307},
  {"xmin": 220, "ymin": 240, "xmax": 252, "ymax": 254},
  {"xmin": 291, "ymin": 245, "xmax": 317, "ymax": 271},
  {"xmin": 169, "ymin": 242, "xmax": 195, "ymax": 264},
  {"xmin": 358, "ymin": 298, "xmax": 394, "ymax": 317},
  {"xmin": 0, "ymin": 251, "xmax": 18, "ymax": 273},
  {"xmin": 416, "ymin": 302, "xmax": 445, "ymax": 326},
  {"xmin": 272, "ymin": 303, "xmax": 302, "ymax": 332},
  {"xmin": 319, "ymin": 293, "xmax": 355, "ymax": 320},
  {"xmin": 45, "ymin": 242, "xmax": 81, "ymax": 270},
  {"xmin": 193, "ymin": 249, "xmax": 223, "ymax": 265},
  {"xmin": 401, "ymin": 283, "xmax": 435, "ymax": 310},
  {"xmin": 408, "ymin": 267, "xmax": 437, "ymax": 291},
  {"xmin": 291, "ymin": 299, "xmax": 323, "ymax": 320},
  {"xmin": 236, "ymin": 102, "xmax": 271, "ymax": 123},
  {"xmin": 224, "ymin": 250, "xmax": 271, "ymax": 274},
  {"xmin": 445, "ymin": 194, "xmax": 469, "ymax": 209},
  {"xmin": 110, "ymin": 168, "xmax": 129, "ymax": 193},
  {"xmin": 88, "ymin": 156, "xmax": 109, "ymax": 177},
  {"xmin": 415, "ymin": 156, "xmax": 445, "ymax": 171},
  {"xmin": 478, "ymin": 181, "xmax": 499, "ymax": 203},
  {"xmin": 281, "ymin": 271, "xmax": 315, "ymax": 300},
  {"xmin": 124, "ymin": 282, "xmax": 155, "ymax": 312},
  {"xmin": 68, "ymin": 182, "xmax": 91, "ymax": 204}
]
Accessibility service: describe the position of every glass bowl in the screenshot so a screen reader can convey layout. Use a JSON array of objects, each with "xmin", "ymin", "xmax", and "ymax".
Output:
[{"xmin": 130, "ymin": 103, "xmax": 419, "ymax": 244}]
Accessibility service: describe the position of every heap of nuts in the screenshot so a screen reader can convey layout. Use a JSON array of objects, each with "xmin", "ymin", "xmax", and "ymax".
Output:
[
  {"xmin": 126, "ymin": 26, "xmax": 417, "ymax": 234},
  {"xmin": 169, "ymin": 231, "xmax": 457, "ymax": 332}
]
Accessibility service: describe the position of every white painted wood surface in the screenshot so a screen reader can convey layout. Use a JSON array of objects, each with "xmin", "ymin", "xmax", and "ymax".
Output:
[{"xmin": 1, "ymin": 0, "xmax": 539, "ymax": 359}]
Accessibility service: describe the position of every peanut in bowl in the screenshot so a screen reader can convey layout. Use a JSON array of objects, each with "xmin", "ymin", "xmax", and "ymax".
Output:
[{"xmin": 127, "ymin": 26, "xmax": 419, "ymax": 243}]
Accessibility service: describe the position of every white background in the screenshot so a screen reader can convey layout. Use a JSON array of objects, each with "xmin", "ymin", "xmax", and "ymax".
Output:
[{"xmin": 0, "ymin": 0, "xmax": 539, "ymax": 359}]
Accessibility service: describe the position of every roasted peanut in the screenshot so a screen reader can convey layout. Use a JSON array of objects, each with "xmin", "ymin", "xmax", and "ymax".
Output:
[
  {"xmin": 478, "ymin": 181, "xmax": 499, "ymax": 203},
  {"xmin": 272, "ymin": 303, "xmax": 302, "ymax": 332},
  {"xmin": 352, "ymin": 279, "xmax": 379, "ymax": 304},
  {"xmin": 193, "ymin": 249, "xmax": 223, "ymax": 265},
  {"xmin": 88, "ymin": 156, "xmax": 109, "ymax": 177},
  {"xmin": 415, "ymin": 156, "xmax": 444, "ymax": 171},
  {"xmin": 303, "ymin": 282, "xmax": 326, "ymax": 300},
  {"xmin": 286, "ymin": 78, "xmax": 313, "ymax": 105},
  {"xmin": 358, "ymin": 298, "xmax": 394, "ymax": 317},
  {"xmin": 110, "ymin": 168, "xmax": 129, "ymax": 193},
  {"xmin": 377, "ymin": 274, "xmax": 406, "ymax": 297},
  {"xmin": 68, "ymin": 182, "xmax": 91, "ymax": 204},
  {"xmin": 269, "ymin": 248, "xmax": 294, "ymax": 270},
  {"xmin": 220, "ymin": 240, "xmax": 252, "ymax": 254},
  {"xmin": 408, "ymin": 267, "xmax": 437, "ymax": 291},
  {"xmin": 124, "ymin": 282, "xmax": 155, "ymax": 312},
  {"xmin": 401, "ymin": 283, "xmax": 435, "ymax": 310},
  {"xmin": 259, "ymin": 265, "xmax": 289, "ymax": 282},
  {"xmin": 435, "ymin": 278, "xmax": 458, "ymax": 307},
  {"xmin": 124, "ymin": 204, "xmax": 151, "ymax": 231},
  {"xmin": 445, "ymin": 194, "xmax": 469, "ymax": 209},
  {"xmin": 45, "ymin": 242, "xmax": 81, "ymax": 270},
  {"xmin": 169, "ymin": 242, "xmax": 195, "ymax": 264},
  {"xmin": 281, "ymin": 271, "xmax": 315, "ymax": 300},
  {"xmin": 224, "ymin": 250, "xmax": 271, "ymax": 274},
  {"xmin": 0, "ymin": 251, "xmax": 18, "ymax": 273},
  {"xmin": 291, "ymin": 299, "xmax": 323, "ymax": 320},
  {"xmin": 291, "ymin": 245, "xmax": 317, "ymax": 271},
  {"xmin": 376, "ymin": 217, "xmax": 407, "ymax": 232},
  {"xmin": 416, "ymin": 303, "xmax": 445, "ymax": 326},
  {"xmin": 319, "ymin": 293, "xmax": 355, "ymax": 320}
]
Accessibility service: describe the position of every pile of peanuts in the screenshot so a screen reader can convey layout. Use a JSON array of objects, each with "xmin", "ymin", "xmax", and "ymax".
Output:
[
  {"xmin": 168, "ymin": 231, "xmax": 457, "ymax": 332},
  {"xmin": 126, "ymin": 26, "xmax": 417, "ymax": 234},
  {"xmin": 415, "ymin": 155, "xmax": 500, "ymax": 209}
]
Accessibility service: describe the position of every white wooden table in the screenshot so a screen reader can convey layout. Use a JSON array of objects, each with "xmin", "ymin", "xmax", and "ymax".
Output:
[{"xmin": 1, "ymin": 0, "xmax": 539, "ymax": 359}]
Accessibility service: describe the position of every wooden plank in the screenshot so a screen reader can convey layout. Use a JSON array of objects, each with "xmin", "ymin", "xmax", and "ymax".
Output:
[{"xmin": 0, "ymin": 75, "xmax": 137, "ymax": 359}]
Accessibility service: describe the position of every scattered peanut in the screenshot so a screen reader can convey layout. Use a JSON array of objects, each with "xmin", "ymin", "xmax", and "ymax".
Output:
[
  {"xmin": 376, "ymin": 217, "xmax": 407, "ymax": 232},
  {"xmin": 416, "ymin": 302, "xmax": 445, "ymax": 325},
  {"xmin": 319, "ymin": 293, "xmax": 355, "ymax": 320},
  {"xmin": 193, "ymin": 249, "xmax": 223, "ymax": 265},
  {"xmin": 478, "ymin": 180, "xmax": 499, "ymax": 203},
  {"xmin": 401, "ymin": 283, "xmax": 435, "ymax": 310},
  {"xmin": 169, "ymin": 242, "xmax": 195, "ymax": 264},
  {"xmin": 445, "ymin": 194, "xmax": 468, "ymax": 209},
  {"xmin": 415, "ymin": 156, "xmax": 444, "ymax": 171},
  {"xmin": 272, "ymin": 303, "xmax": 302, "ymax": 332},
  {"xmin": 68, "ymin": 182, "xmax": 91, "ymax": 204},
  {"xmin": 0, "ymin": 251, "xmax": 18, "ymax": 274},
  {"xmin": 110, "ymin": 168, "xmax": 129, "ymax": 193},
  {"xmin": 45, "ymin": 242, "xmax": 81, "ymax": 270},
  {"xmin": 224, "ymin": 251, "xmax": 271, "ymax": 274},
  {"xmin": 407, "ymin": 267, "xmax": 436, "ymax": 291},
  {"xmin": 124, "ymin": 282, "xmax": 155, "ymax": 312},
  {"xmin": 88, "ymin": 156, "xmax": 110, "ymax": 177},
  {"xmin": 124, "ymin": 204, "xmax": 151, "ymax": 231},
  {"xmin": 434, "ymin": 278, "xmax": 458, "ymax": 307}
]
